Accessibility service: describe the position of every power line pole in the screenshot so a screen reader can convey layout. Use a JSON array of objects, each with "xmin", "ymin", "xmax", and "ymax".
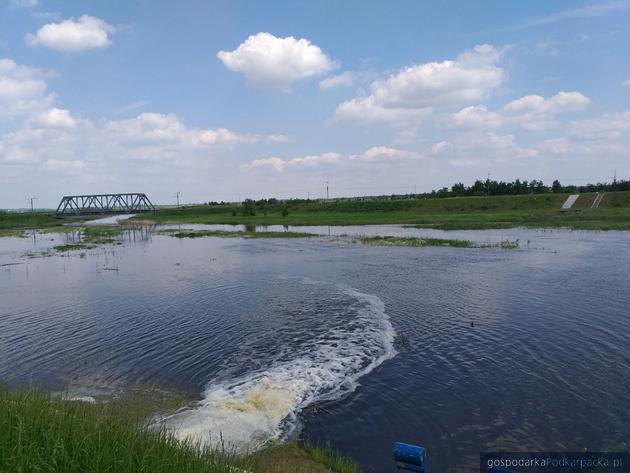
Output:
[
  {"xmin": 176, "ymin": 191, "xmax": 180, "ymax": 206},
  {"xmin": 29, "ymin": 196, "xmax": 36, "ymax": 213},
  {"xmin": 487, "ymin": 172, "xmax": 491, "ymax": 196},
  {"xmin": 326, "ymin": 181, "xmax": 329, "ymax": 200}
]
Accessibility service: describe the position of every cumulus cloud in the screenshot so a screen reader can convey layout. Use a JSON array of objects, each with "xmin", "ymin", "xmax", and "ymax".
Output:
[
  {"xmin": 335, "ymin": 44, "xmax": 506, "ymax": 123},
  {"xmin": 103, "ymin": 112, "xmax": 282, "ymax": 149},
  {"xmin": 501, "ymin": 91, "xmax": 591, "ymax": 130},
  {"xmin": 431, "ymin": 132, "xmax": 538, "ymax": 165},
  {"xmin": 27, "ymin": 15, "xmax": 116, "ymax": 52},
  {"xmin": 349, "ymin": 146, "xmax": 414, "ymax": 161},
  {"xmin": 1, "ymin": 56, "xmax": 289, "ymax": 175},
  {"xmin": 569, "ymin": 111, "xmax": 630, "ymax": 139},
  {"xmin": 0, "ymin": 58, "xmax": 53, "ymax": 119},
  {"xmin": 242, "ymin": 152, "xmax": 342, "ymax": 172},
  {"xmin": 242, "ymin": 156, "xmax": 286, "ymax": 172},
  {"xmin": 217, "ymin": 32, "xmax": 336, "ymax": 90},
  {"xmin": 319, "ymin": 71, "xmax": 357, "ymax": 90},
  {"xmin": 450, "ymin": 105, "xmax": 503, "ymax": 128},
  {"xmin": 30, "ymin": 107, "xmax": 77, "ymax": 128}
]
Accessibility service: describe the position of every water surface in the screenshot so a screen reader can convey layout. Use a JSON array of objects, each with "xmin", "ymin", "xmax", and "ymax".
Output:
[{"xmin": 1, "ymin": 225, "xmax": 629, "ymax": 472}]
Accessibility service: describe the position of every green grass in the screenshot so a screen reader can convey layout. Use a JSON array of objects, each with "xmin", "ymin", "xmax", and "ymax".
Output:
[
  {"xmin": 303, "ymin": 441, "xmax": 361, "ymax": 473},
  {"xmin": 360, "ymin": 235, "xmax": 476, "ymax": 247},
  {"xmin": 0, "ymin": 387, "xmax": 247, "ymax": 473},
  {"xmin": 52, "ymin": 226, "xmax": 124, "ymax": 252},
  {"xmin": 82, "ymin": 226, "xmax": 123, "ymax": 244},
  {"xmin": 3, "ymin": 192, "xmax": 630, "ymax": 233},
  {"xmin": 0, "ymin": 387, "xmax": 360, "ymax": 473},
  {"xmin": 131, "ymin": 191, "xmax": 630, "ymax": 230},
  {"xmin": 0, "ymin": 211, "xmax": 96, "ymax": 234},
  {"xmin": 359, "ymin": 235, "xmax": 519, "ymax": 249},
  {"xmin": 157, "ymin": 229, "xmax": 317, "ymax": 239}
]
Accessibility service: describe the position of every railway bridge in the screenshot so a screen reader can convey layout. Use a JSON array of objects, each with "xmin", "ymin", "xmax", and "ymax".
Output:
[{"xmin": 55, "ymin": 193, "xmax": 155, "ymax": 217}]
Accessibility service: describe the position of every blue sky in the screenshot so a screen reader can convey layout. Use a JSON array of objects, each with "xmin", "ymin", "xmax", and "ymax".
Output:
[{"xmin": 1, "ymin": 0, "xmax": 629, "ymax": 208}]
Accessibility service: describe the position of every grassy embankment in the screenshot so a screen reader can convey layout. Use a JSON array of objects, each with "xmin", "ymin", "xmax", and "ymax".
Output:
[
  {"xmin": 3, "ymin": 192, "xmax": 630, "ymax": 235},
  {"xmin": 135, "ymin": 191, "xmax": 630, "ymax": 230},
  {"xmin": 0, "ymin": 387, "xmax": 360, "ymax": 473},
  {"xmin": 0, "ymin": 211, "xmax": 95, "ymax": 237}
]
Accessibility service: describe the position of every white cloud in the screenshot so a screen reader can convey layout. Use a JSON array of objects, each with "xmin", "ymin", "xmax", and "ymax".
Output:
[
  {"xmin": 450, "ymin": 105, "xmax": 503, "ymax": 128},
  {"xmin": 569, "ymin": 111, "xmax": 630, "ymax": 139},
  {"xmin": 319, "ymin": 71, "xmax": 357, "ymax": 90},
  {"xmin": 103, "ymin": 112, "xmax": 279, "ymax": 149},
  {"xmin": 349, "ymin": 146, "xmax": 413, "ymax": 161},
  {"xmin": 430, "ymin": 132, "xmax": 538, "ymax": 164},
  {"xmin": 27, "ymin": 15, "xmax": 116, "ymax": 52},
  {"xmin": 217, "ymin": 32, "xmax": 336, "ymax": 90},
  {"xmin": 0, "ymin": 58, "xmax": 53, "ymax": 119},
  {"xmin": 30, "ymin": 107, "xmax": 77, "ymax": 128},
  {"xmin": 335, "ymin": 44, "xmax": 506, "ymax": 123},
  {"xmin": 539, "ymin": 138, "xmax": 571, "ymax": 154},
  {"xmin": 501, "ymin": 91, "xmax": 591, "ymax": 130},
  {"xmin": 242, "ymin": 156, "xmax": 286, "ymax": 172},
  {"xmin": 242, "ymin": 152, "xmax": 341, "ymax": 172},
  {"xmin": 44, "ymin": 159, "xmax": 86, "ymax": 173},
  {"xmin": 623, "ymin": 78, "xmax": 630, "ymax": 87}
]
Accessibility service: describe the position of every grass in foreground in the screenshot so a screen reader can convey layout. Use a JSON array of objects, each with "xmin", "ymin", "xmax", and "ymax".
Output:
[
  {"xmin": 359, "ymin": 235, "xmax": 519, "ymax": 249},
  {"xmin": 0, "ymin": 387, "xmax": 247, "ymax": 473},
  {"xmin": 158, "ymin": 229, "xmax": 317, "ymax": 239},
  {"xmin": 0, "ymin": 387, "xmax": 361, "ymax": 473},
  {"xmin": 303, "ymin": 441, "xmax": 361, "ymax": 473}
]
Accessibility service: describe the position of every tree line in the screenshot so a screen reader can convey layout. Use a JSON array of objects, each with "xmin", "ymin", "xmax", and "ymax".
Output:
[
  {"xmin": 197, "ymin": 178, "xmax": 630, "ymax": 209},
  {"xmin": 434, "ymin": 178, "xmax": 630, "ymax": 198}
]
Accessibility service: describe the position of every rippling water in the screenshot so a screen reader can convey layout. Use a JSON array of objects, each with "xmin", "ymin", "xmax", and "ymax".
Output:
[{"xmin": 1, "ymin": 225, "xmax": 630, "ymax": 472}]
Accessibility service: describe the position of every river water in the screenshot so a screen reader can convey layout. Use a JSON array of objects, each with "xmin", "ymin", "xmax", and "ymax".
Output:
[{"xmin": 1, "ymin": 225, "xmax": 629, "ymax": 472}]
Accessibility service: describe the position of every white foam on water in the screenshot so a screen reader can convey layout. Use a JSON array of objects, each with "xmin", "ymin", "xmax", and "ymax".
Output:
[{"xmin": 158, "ymin": 282, "xmax": 396, "ymax": 452}]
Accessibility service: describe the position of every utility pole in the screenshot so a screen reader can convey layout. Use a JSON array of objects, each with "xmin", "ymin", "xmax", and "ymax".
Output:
[
  {"xmin": 29, "ymin": 196, "xmax": 36, "ymax": 213},
  {"xmin": 487, "ymin": 172, "xmax": 491, "ymax": 197},
  {"xmin": 326, "ymin": 181, "xmax": 329, "ymax": 200},
  {"xmin": 176, "ymin": 191, "xmax": 180, "ymax": 207}
]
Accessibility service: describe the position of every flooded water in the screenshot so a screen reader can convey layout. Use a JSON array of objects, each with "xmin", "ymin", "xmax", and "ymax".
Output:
[{"xmin": 1, "ymin": 225, "xmax": 630, "ymax": 472}]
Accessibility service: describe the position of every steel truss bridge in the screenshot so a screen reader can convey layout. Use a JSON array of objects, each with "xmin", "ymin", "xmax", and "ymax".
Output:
[{"xmin": 55, "ymin": 193, "xmax": 155, "ymax": 217}]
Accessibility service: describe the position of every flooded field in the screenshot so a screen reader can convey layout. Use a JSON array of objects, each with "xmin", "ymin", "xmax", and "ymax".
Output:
[{"xmin": 1, "ymin": 225, "xmax": 629, "ymax": 472}]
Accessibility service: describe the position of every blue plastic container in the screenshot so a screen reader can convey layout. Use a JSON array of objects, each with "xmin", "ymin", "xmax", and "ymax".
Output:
[{"xmin": 393, "ymin": 442, "xmax": 427, "ymax": 472}]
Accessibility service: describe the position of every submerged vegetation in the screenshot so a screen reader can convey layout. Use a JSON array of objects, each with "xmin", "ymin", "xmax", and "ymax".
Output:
[
  {"xmin": 359, "ymin": 235, "xmax": 519, "ymax": 249},
  {"xmin": 158, "ymin": 229, "xmax": 317, "ymax": 239},
  {"xmin": 53, "ymin": 226, "xmax": 123, "ymax": 252},
  {"xmin": 0, "ymin": 387, "xmax": 362, "ymax": 473}
]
